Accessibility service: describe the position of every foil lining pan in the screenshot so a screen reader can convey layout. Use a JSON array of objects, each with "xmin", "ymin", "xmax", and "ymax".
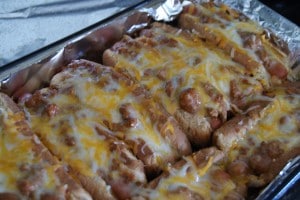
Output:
[
  {"xmin": 1, "ymin": 0, "xmax": 299, "ymax": 97},
  {"xmin": 0, "ymin": 0, "xmax": 158, "ymax": 98},
  {"xmin": 215, "ymin": 0, "xmax": 300, "ymax": 67},
  {"xmin": 0, "ymin": 0, "xmax": 299, "ymax": 198}
]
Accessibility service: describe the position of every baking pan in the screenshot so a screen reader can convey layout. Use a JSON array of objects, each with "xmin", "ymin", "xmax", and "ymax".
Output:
[
  {"xmin": 0, "ymin": 0, "xmax": 299, "ymax": 199},
  {"xmin": 1, "ymin": 0, "xmax": 299, "ymax": 97},
  {"xmin": 0, "ymin": 0, "xmax": 161, "ymax": 97}
]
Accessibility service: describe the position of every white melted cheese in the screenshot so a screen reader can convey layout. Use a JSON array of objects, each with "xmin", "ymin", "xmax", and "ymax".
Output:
[
  {"xmin": 0, "ymin": 110, "xmax": 63, "ymax": 196},
  {"xmin": 136, "ymin": 156, "xmax": 236, "ymax": 200},
  {"xmin": 228, "ymin": 92, "xmax": 300, "ymax": 162},
  {"xmin": 28, "ymin": 66, "xmax": 179, "ymax": 178}
]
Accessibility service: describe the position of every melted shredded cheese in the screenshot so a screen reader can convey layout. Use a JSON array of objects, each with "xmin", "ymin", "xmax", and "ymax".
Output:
[{"xmin": 0, "ymin": 110, "xmax": 62, "ymax": 195}]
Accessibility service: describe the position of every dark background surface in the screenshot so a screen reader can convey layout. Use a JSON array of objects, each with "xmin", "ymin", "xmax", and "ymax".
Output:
[{"xmin": 259, "ymin": 0, "xmax": 300, "ymax": 26}]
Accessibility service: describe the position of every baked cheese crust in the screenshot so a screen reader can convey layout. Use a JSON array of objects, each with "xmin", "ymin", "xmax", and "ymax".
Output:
[
  {"xmin": 0, "ymin": 1, "xmax": 299, "ymax": 199},
  {"xmin": 0, "ymin": 93, "xmax": 91, "ymax": 199},
  {"xmin": 21, "ymin": 60, "xmax": 191, "ymax": 199}
]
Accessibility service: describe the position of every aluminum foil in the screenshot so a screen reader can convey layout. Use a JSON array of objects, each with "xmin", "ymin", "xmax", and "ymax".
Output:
[
  {"xmin": 216, "ymin": 0, "xmax": 300, "ymax": 68},
  {"xmin": 0, "ymin": 0, "xmax": 300, "ymax": 97},
  {"xmin": 149, "ymin": 0, "xmax": 300, "ymax": 66},
  {"xmin": 141, "ymin": 0, "xmax": 186, "ymax": 22}
]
